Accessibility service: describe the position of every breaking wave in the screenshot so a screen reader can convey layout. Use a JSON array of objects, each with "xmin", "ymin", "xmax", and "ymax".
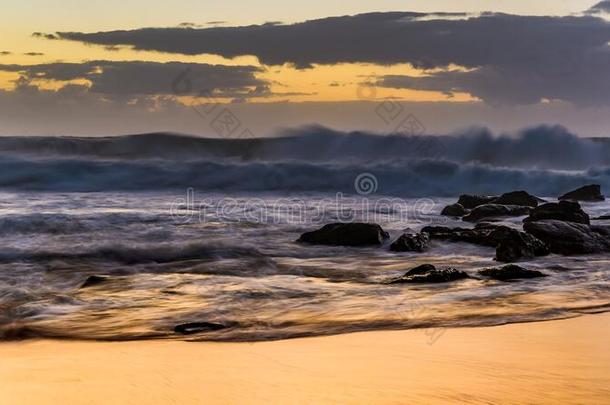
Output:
[
  {"xmin": 0, "ymin": 154, "xmax": 609, "ymax": 197},
  {"xmin": 0, "ymin": 124, "xmax": 608, "ymax": 196}
]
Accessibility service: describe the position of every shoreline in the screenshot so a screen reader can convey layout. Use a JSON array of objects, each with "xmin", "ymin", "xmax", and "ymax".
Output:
[{"xmin": 2, "ymin": 313, "xmax": 609, "ymax": 404}]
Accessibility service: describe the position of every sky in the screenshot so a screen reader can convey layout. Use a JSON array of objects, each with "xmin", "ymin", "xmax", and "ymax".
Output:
[{"xmin": 1, "ymin": 0, "xmax": 610, "ymax": 137}]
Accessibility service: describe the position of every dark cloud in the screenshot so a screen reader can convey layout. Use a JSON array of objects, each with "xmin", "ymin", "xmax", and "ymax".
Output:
[
  {"xmin": 0, "ymin": 62, "xmax": 95, "ymax": 81},
  {"xmin": 587, "ymin": 1, "xmax": 610, "ymax": 13},
  {"xmin": 378, "ymin": 53, "xmax": 610, "ymax": 106},
  {"xmin": 0, "ymin": 51, "xmax": 11, "ymax": 56},
  {"xmin": 0, "ymin": 61, "xmax": 266, "ymax": 97},
  {"xmin": 177, "ymin": 22, "xmax": 200, "ymax": 28},
  {"xmin": 32, "ymin": 32, "xmax": 59, "ymax": 40},
  {"xmin": 51, "ymin": 12, "xmax": 610, "ymax": 68},
  {"xmin": 53, "ymin": 12, "xmax": 427, "ymax": 67},
  {"xmin": 23, "ymin": 52, "xmax": 45, "ymax": 56},
  {"xmin": 48, "ymin": 12, "xmax": 610, "ymax": 105}
]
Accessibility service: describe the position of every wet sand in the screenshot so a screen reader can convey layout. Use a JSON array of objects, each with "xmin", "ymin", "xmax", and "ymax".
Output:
[{"xmin": 1, "ymin": 313, "xmax": 609, "ymax": 404}]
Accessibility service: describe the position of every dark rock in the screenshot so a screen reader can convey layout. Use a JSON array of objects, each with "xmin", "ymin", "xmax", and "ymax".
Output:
[
  {"xmin": 174, "ymin": 322, "xmax": 227, "ymax": 335},
  {"xmin": 402, "ymin": 263, "xmax": 437, "ymax": 276},
  {"xmin": 441, "ymin": 203, "xmax": 468, "ymax": 217},
  {"xmin": 423, "ymin": 223, "xmax": 508, "ymax": 247},
  {"xmin": 462, "ymin": 204, "xmax": 531, "ymax": 222},
  {"xmin": 422, "ymin": 225, "xmax": 488, "ymax": 245},
  {"xmin": 481, "ymin": 223, "xmax": 521, "ymax": 247},
  {"xmin": 422, "ymin": 223, "xmax": 548, "ymax": 262},
  {"xmin": 491, "ymin": 191, "xmax": 541, "ymax": 207},
  {"xmin": 523, "ymin": 219, "xmax": 610, "ymax": 255},
  {"xmin": 81, "ymin": 275, "xmax": 108, "ymax": 288},
  {"xmin": 495, "ymin": 228, "xmax": 549, "ymax": 262},
  {"xmin": 390, "ymin": 232, "xmax": 429, "ymax": 252},
  {"xmin": 298, "ymin": 223, "xmax": 389, "ymax": 246},
  {"xmin": 559, "ymin": 184, "xmax": 605, "ymax": 202},
  {"xmin": 524, "ymin": 201, "xmax": 590, "ymax": 225},
  {"xmin": 390, "ymin": 264, "xmax": 469, "ymax": 284},
  {"xmin": 478, "ymin": 265, "xmax": 548, "ymax": 281},
  {"xmin": 457, "ymin": 194, "xmax": 497, "ymax": 209}
]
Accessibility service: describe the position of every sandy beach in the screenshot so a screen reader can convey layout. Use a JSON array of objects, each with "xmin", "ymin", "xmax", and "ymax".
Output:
[{"xmin": 1, "ymin": 313, "xmax": 609, "ymax": 404}]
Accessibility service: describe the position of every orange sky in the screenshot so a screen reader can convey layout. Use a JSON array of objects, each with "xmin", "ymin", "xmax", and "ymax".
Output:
[
  {"xmin": 1, "ymin": 1, "xmax": 609, "ymax": 137},
  {"xmin": 0, "ymin": 0, "xmax": 599, "ymax": 103}
]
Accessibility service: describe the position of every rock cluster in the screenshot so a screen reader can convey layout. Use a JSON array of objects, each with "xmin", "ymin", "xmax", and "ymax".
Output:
[
  {"xmin": 295, "ymin": 184, "xmax": 608, "ymax": 284},
  {"xmin": 389, "ymin": 264, "xmax": 470, "ymax": 284},
  {"xmin": 478, "ymin": 265, "xmax": 547, "ymax": 281}
]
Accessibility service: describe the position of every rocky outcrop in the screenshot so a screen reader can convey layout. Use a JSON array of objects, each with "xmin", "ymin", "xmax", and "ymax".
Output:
[
  {"xmin": 559, "ymin": 184, "xmax": 605, "ymax": 202},
  {"xmin": 422, "ymin": 225, "xmax": 491, "ymax": 246},
  {"xmin": 174, "ymin": 322, "xmax": 227, "ymax": 335},
  {"xmin": 298, "ymin": 223, "xmax": 389, "ymax": 246},
  {"xmin": 478, "ymin": 265, "xmax": 548, "ymax": 281},
  {"xmin": 456, "ymin": 191, "xmax": 543, "ymax": 210},
  {"xmin": 390, "ymin": 264, "xmax": 469, "ymax": 284},
  {"xmin": 523, "ymin": 219, "xmax": 610, "ymax": 255},
  {"xmin": 81, "ymin": 275, "xmax": 108, "ymax": 288},
  {"xmin": 422, "ymin": 223, "xmax": 548, "ymax": 262},
  {"xmin": 524, "ymin": 201, "xmax": 590, "ymax": 225},
  {"xmin": 457, "ymin": 194, "xmax": 497, "ymax": 209},
  {"xmin": 423, "ymin": 223, "xmax": 509, "ymax": 247},
  {"xmin": 441, "ymin": 203, "xmax": 468, "ymax": 217},
  {"xmin": 462, "ymin": 204, "xmax": 531, "ymax": 222},
  {"xmin": 491, "ymin": 191, "xmax": 542, "ymax": 207},
  {"xmin": 397, "ymin": 263, "xmax": 436, "ymax": 276},
  {"xmin": 390, "ymin": 232, "xmax": 429, "ymax": 252},
  {"xmin": 495, "ymin": 229, "xmax": 549, "ymax": 262}
]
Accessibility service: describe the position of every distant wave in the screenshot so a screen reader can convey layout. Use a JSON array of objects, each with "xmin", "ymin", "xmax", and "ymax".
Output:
[
  {"xmin": 0, "ymin": 125, "xmax": 608, "ymax": 168},
  {"xmin": 0, "ymin": 125, "xmax": 609, "ymax": 195}
]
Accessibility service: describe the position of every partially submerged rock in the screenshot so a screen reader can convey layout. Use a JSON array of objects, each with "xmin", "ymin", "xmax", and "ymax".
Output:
[
  {"xmin": 491, "ymin": 191, "xmax": 542, "ymax": 207},
  {"xmin": 422, "ymin": 223, "xmax": 548, "ymax": 262},
  {"xmin": 559, "ymin": 184, "xmax": 605, "ymax": 202},
  {"xmin": 523, "ymin": 219, "xmax": 610, "ymax": 255},
  {"xmin": 298, "ymin": 223, "xmax": 389, "ymax": 246},
  {"xmin": 401, "ymin": 263, "xmax": 437, "ymax": 276},
  {"xmin": 422, "ymin": 223, "xmax": 509, "ymax": 247},
  {"xmin": 495, "ymin": 229, "xmax": 549, "ymax": 262},
  {"xmin": 80, "ymin": 275, "xmax": 109, "ymax": 288},
  {"xmin": 422, "ymin": 225, "xmax": 490, "ymax": 246},
  {"xmin": 457, "ymin": 194, "xmax": 497, "ymax": 209},
  {"xmin": 478, "ymin": 265, "xmax": 548, "ymax": 281},
  {"xmin": 456, "ymin": 191, "xmax": 543, "ymax": 210},
  {"xmin": 462, "ymin": 204, "xmax": 531, "ymax": 222},
  {"xmin": 524, "ymin": 201, "xmax": 590, "ymax": 225},
  {"xmin": 390, "ymin": 232, "xmax": 429, "ymax": 252},
  {"xmin": 441, "ymin": 203, "xmax": 468, "ymax": 217},
  {"xmin": 174, "ymin": 322, "xmax": 227, "ymax": 335},
  {"xmin": 390, "ymin": 264, "xmax": 469, "ymax": 284}
]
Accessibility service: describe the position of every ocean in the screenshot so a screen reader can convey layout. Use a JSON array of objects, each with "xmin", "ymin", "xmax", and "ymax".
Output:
[{"xmin": 1, "ymin": 127, "xmax": 609, "ymax": 341}]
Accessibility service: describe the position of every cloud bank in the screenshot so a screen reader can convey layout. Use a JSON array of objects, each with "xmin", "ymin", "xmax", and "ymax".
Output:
[
  {"xmin": 0, "ymin": 61, "xmax": 266, "ymax": 97},
  {"xmin": 46, "ymin": 12, "xmax": 610, "ymax": 105}
]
